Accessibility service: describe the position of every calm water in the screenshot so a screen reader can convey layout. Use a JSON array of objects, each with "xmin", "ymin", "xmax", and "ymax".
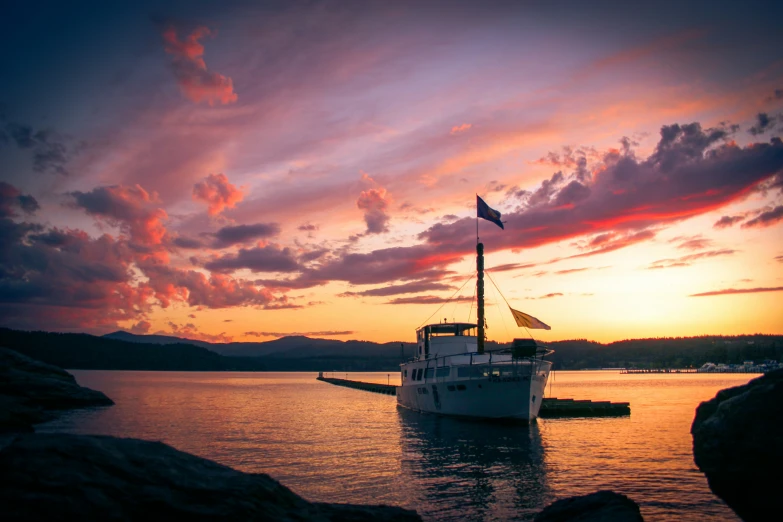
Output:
[{"xmin": 39, "ymin": 370, "xmax": 753, "ymax": 521}]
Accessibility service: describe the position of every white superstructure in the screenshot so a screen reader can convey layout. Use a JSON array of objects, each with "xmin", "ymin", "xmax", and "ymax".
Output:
[{"xmin": 396, "ymin": 322, "xmax": 553, "ymax": 422}]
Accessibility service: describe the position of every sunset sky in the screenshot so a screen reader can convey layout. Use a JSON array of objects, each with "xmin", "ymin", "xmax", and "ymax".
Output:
[{"xmin": 1, "ymin": 0, "xmax": 782, "ymax": 344}]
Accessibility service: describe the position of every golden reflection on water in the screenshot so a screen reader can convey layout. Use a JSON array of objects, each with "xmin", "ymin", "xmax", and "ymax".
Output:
[{"xmin": 41, "ymin": 370, "xmax": 755, "ymax": 521}]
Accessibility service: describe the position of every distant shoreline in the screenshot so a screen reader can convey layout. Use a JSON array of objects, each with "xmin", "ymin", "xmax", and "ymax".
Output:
[{"xmin": 2, "ymin": 327, "xmax": 781, "ymax": 373}]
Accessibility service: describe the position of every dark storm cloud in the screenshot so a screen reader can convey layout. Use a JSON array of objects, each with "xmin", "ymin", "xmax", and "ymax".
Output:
[
  {"xmin": 748, "ymin": 113, "xmax": 780, "ymax": 136},
  {"xmin": 204, "ymin": 244, "xmax": 300, "ymax": 273},
  {"xmin": 420, "ymin": 125, "xmax": 783, "ymax": 256},
  {"xmin": 173, "ymin": 236, "xmax": 204, "ymax": 249},
  {"xmin": 0, "ymin": 182, "xmax": 39, "ymax": 217},
  {"xmin": 255, "ymin": 123, "xmax": 783, "ymax": 292},
  {"xmin": 552, "ymin": 180, "xmax": 591, "ymax": 207},
  {"xmin": 741, "ymin": 205, "xmax": 783, "ymax": 228},
  {"xmin": 3, "ymin": 122, "xmax": 76, "ymax": 176},
  {"xmin": 211, "ymin": 222, "xmax": 280, "ymax": 247},
  {"xmin": 713, "ymin": 215, "xmax": 744, "ymax": 229}
]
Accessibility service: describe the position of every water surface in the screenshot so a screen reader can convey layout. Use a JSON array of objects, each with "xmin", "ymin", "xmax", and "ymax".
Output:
[{"xmin": 40, "ymin": 370, "xmax": 752, "ymax": 521}]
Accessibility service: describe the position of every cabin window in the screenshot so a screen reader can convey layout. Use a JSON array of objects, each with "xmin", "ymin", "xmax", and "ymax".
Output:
[
  {"xmin": 403, "ymin": 369, "xmax": 407, "ymax": 379},
  {"xmin": 416, "ymin": 368, "xmax": 423, "ymax": 381},
  {"xmin": 457, "ymin": 367, "xmax": 483, "ymax": 378},
  {"xmin": 424, "ymin": 368, "xmax": 434, "ymax": 379},
  {"xmin": 447, "ymin": 385, "xmax": 455, "ymax": 391},
  {"xmin": 436, "ymin": 367, "xmax": 450, "ymax": 377},
  {"xmin": 456, "ymin": 384, "xmax": 467, "ymax": 391}
]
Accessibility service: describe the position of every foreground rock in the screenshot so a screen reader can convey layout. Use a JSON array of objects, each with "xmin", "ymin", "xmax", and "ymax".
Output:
[
  {"xmin": 534, "ymin": 490, "xmax": 644, "ymax": 521},
  {"xmin": 0, "ymin": 433, "xmax": 420, "ymax": 521},
  {"xmin": 0, "ymin": 347, "xmax": 113, "ymax": 432},
  {"xmin": 691, "ymin": 369, "xmax": 783, "ymax": 522}
]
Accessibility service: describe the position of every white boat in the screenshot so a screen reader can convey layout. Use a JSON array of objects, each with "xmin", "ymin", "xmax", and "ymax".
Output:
[{"xmin": 396, "ymin": 214, "xmax": 554, "ymax": 422}]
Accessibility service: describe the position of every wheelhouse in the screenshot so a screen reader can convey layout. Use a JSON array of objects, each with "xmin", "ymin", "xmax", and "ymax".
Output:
[{"xmin": 416, "ymin": 322, "xmax": 477, "ymax": 359}]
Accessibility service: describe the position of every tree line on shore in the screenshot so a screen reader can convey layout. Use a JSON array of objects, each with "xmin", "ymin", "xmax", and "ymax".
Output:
[{"xmin": 1, "ymin": 328, "xmax": 781, "ymax": 372}]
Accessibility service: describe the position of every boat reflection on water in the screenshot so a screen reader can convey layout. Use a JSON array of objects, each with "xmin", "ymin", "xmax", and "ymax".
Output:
[{"xmin": 396, "ymin": 407, "xmax": 550, "ymax": 521}]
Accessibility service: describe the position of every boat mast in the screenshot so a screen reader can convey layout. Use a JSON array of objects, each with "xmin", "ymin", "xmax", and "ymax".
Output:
[{"xmin": 477, "ymin": 241, "xmax": 485, "ymax": 354}]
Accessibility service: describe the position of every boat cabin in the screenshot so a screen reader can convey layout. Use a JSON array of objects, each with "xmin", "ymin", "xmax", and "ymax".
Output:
[{"xmin": 416, "ymin": 322, "xmax": 477, "ymax": 359}]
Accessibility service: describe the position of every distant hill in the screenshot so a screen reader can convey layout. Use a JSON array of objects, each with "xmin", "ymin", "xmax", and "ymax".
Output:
[
  {"xmin": 3, "ymin": 328, "xmax": 782, "ymax": 372},
  {"xmin": 0, "ymin": 328, "xmax": 266, "ymax": 371},
  {"xmin": 103, "ymin": 331, "xmax": 418, "ymax": 359},
  {"xmin": 104, "ymin": 331, "xmax": 214, "ymax": 349}
]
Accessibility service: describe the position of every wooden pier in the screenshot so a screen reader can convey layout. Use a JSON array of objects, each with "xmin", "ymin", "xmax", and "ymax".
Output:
[
  {"xmin": 317, "ymin": 376, "xmax": 397, "ymax": 395},
  {"xmin": 316, "ymin": 376, "xmax": 630, "ymax": 418}
]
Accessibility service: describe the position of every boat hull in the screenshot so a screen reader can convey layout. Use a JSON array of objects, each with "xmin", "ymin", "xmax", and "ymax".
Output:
[{"xmin": 396, "ymin": 365, "xmax": 550, "ymax": 422}]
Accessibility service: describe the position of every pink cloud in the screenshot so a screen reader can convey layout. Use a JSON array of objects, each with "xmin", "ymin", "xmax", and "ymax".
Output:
[
  {"xmin": 68, "ymin": 184, "xmax": 168, "ymax": 248},
  {"xmin": 192, "ymin": 173, "xmax": 244, "ymax": 216},
  {"xmin": 450, "ymin": 123, "xmax": 472, "ymax": 135},
  {"xmin": 689, "ymin": 286, "xmax": 783, "ymax": 297},
  {"xmin": 162, "ymin": 26, "xmax": 238, "ymax": 106},
  {"xmin": 357, "ymin": 187, "xmax": 390, "ymax": 234},
  {"xmin": 647, "ymin": 249, "xmax": 737, "ymax": 270},
  {"xmin": 387, "ymin": 295, "xmax": 473, "ymax": 305}
]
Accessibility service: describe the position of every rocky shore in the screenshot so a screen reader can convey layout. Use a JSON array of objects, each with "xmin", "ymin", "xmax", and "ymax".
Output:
[
  {"xmin": 0, "ymin": 346, "xmax": 420, "ymax": 521},
  {"xmin": 0, "ymin": 345, "xmax": 649, "ymax": 521},
  {"xmin": 0, "ymin": 347, "xmax": 113, "ymax": 433},
  {"xmin": 533, "ymin": 490, "xmax": 644, "ymax": 521},
  {"xmin": 0, "ymin": 433, "xmax": 420, "ymax": 521},
  {"xmin": 692, "ymin": 369, "xmax": 783, "ymax": 522}
]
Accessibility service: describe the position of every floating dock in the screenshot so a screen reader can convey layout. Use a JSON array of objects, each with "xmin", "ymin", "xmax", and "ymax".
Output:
[
  {"xmin": 621, "ymin": 368, "xmax": 697, "ymax": 374},
  {"xmin": 316, "ymin": 376, "xmax": 630, "ymax": 418}
]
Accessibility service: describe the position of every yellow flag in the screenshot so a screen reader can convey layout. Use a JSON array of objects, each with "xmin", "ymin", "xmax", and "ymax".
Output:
[{"xmin": 509, "ymin": 307, "xmax": 551, "ymax": 330}]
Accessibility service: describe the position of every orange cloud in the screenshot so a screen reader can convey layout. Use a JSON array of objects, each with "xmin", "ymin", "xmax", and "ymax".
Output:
[
  {"xmin": 162, "ymin": 26, "xmax": 238, "ymax": 106},
  {"xmin": 192, "ymin": 173, "xmax": 244, "ymax": 216},
  {"xmin": 69, "ymin": 184, "xmax": 168, "ymax": 247},
  {"xmin": 450, "ymin": 123, "xmax": 472, "ymax": 135}
]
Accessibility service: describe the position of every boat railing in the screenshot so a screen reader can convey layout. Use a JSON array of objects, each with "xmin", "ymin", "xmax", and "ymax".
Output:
[
  {"xmin": 403, "ymin": 344, "xmax": 553, "ymax": 364},
  {"xmin": 401, "ymin": 344, "xmax": 554, "ymax": 383}
]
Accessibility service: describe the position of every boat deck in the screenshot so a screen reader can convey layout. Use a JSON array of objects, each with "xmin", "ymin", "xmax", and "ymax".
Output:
[{"xmin": 316, "ymin": 376, "xmax": 630, "ymax": 418}]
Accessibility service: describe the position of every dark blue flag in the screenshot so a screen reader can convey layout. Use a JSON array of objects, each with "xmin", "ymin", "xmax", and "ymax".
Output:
[{"xmin": 477, "ymin": 195, "xmax": 504, "ymax": 229}]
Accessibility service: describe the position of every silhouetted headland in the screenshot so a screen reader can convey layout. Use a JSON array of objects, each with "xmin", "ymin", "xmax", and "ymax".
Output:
[
  {"xmin": 0, "ymin": 347, "xmax": 112, "ymax": 433},
  {"xmin": 692, "ymin": 368, "xmax": 783, "ymax": 522}
]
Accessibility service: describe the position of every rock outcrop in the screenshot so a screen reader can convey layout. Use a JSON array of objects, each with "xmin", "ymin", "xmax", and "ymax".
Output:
[
  {"xmin": 533, "ymin": 490, "xmax": 644, "ymax": 521},
  {"xmin": 0, "ymin": 347, "xmax": 113, "ymax": 432},
  {"xmin": 0, "ymin": 433, "xmax": 421, "ymax": 521},
  {"xmin": 691, "ymin": 369, "xmax": 783, "ymax": 522}
]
